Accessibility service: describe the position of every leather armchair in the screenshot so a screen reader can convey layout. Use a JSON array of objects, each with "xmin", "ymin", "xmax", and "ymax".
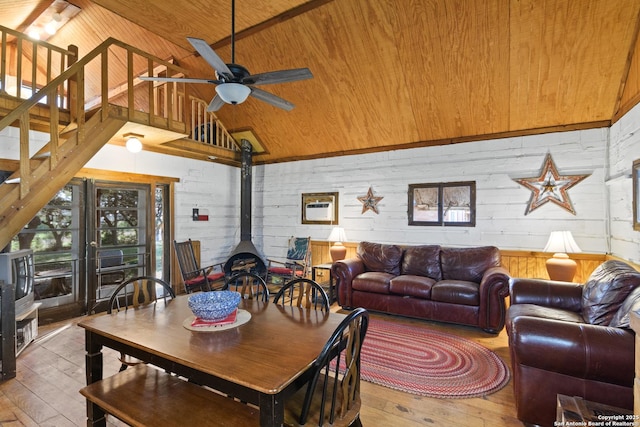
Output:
[{"xmin": 506, "ymin": 260, "xmax": 640, "ymax": 427}]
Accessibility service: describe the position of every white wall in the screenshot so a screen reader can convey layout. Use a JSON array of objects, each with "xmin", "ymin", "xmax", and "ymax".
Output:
[
  {"xmin": 4, "ymin": 104, "xmax": 640, "ymax": 266},
  {"xmin": 609, "ymin": 102, "xmax": 640, "ymax": 264},
  {"xmin": 256, "ymin": 128, "xmax": 610, "ymax": 259},
  {"xmin": 83, "ymin": 145, "xmax": 241, "ymax": 265}
]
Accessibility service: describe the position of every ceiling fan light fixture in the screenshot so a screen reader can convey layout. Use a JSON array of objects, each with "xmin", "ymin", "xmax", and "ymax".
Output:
[{"xmin": 216, "ymin": 83, "xmax": 251, "ymax": 105}]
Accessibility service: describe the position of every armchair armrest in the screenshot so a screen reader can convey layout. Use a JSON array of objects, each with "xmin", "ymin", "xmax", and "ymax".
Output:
[
  {"xmin": 332, "ymin": 258, "xmax": 365, "ymax": 308},
  {"xmin": 201, "ymin": 262, "xmax": 224, "ymax": 275},
  {"xmin": 510, "ymin": 277, "xmax": 583, "ymax": 311},
  {"xmin": 509, "ymin": 316, "xmax": 634, "ymax": 387},
  {"xmin": 477, "ymin": 266, "xmax": 511, "ymax": 333}
]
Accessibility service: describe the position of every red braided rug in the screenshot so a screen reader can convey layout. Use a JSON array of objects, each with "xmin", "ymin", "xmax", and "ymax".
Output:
[{"xmin": 354, "ymin": 318, "xmax": 510, "ymax": 398}]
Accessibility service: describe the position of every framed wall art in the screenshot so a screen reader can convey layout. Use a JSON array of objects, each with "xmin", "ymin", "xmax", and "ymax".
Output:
[
  {"xmin": 408, "ymin": 181, "xmax": 476, "ymax": 226},
  {"xmin": 301, "ymin": 192, "xmax": 339, "ymax": 225}
]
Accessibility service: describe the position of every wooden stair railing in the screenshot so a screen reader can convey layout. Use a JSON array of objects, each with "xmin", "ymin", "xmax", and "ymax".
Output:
[
  {"xmin": 0, "ymin": 37, "xmax": 191, "ymax": 250},
  {"xmin": 189, "ymin": 97, "xmax": 238, "ymax": 151},
  {"xmin": 0, "ymin": 25, "xmax": 78, "ymax": 104}
]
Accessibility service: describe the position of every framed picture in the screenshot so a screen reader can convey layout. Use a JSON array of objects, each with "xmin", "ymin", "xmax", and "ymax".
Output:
[
  {"xmin": 302, "ymin": 192, "xmax": 338, "ymax": 225},
  {"xmin": 634, "ymin": 159, "xmax": 640, "ymax": 231},
  {"xmin": 408, "ymin": 181, "xmax": 476, "ymax": 226}
]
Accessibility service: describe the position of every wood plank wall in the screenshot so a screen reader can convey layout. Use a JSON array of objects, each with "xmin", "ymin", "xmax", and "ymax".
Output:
[
  {"xmin": 310, "ymin": 241, "xmax": 637, "ymax": 283},
  {"xmin": 175, "ymin": 242, "xmax": 638, "ymax": 291}
]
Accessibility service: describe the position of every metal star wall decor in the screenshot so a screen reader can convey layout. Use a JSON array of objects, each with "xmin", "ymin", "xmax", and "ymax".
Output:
[
  {"xmin": 514, "ymin": 153, "xmax": 590, "ymax": 215},
  {"xmin": 358, "ymin": 186, "xmax": 383, "ymax": 214}
]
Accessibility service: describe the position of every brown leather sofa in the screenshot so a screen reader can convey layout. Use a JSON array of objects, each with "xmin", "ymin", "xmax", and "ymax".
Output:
[
  {"xmin": 506, "ymin": 260, "xmax": 640, "ymax": 427},
  {"xmin": 332, "ymin": 242, "xmax": 511, "ymax": 333}
]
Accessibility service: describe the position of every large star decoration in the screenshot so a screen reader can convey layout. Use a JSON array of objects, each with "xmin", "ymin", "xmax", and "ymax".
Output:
[
  {"xmin": 514, "ymin": 153, "xmax": 590, "ymax": 215},
  {"xmin": 358, "ymin": 186, "xmax": 383, "ymax": 214}
]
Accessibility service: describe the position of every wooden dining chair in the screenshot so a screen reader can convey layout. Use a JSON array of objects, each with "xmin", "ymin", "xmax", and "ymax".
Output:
[
  {"xmin": 283, "ymin": 307, "xmax": 369, "ymax": 427},
  {"xmin": 174, "ymin": 239, "xmax": 225, "ymax": 293},
  {"xmin": 274, "ymin": 278, "xmax": 330, "ymax": 311},
  {"xmin": 222, "ymin": 271, "xmax": 270, "ymax": 302},
  {"xmin": 108, "ymin": 276, "xmax": 175, "ymax": 371}
]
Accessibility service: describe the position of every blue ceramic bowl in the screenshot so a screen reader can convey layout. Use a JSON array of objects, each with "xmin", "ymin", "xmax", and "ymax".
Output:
[{"xmin": 188, "ymin": 291, "xmax": 241, "ymax": 321}]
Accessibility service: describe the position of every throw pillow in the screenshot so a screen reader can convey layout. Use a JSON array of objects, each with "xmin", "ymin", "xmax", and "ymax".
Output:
[
  {"xmin": 357, "ymin": 242, "xmax": 402, "ymax": 275},
  {"xmin": 582, "ymin": 260, "xmax": 640, "ymax": 325}
]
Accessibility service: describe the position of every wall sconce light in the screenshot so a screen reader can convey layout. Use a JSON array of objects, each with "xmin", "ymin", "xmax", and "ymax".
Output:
[
  {"xmin": 328, "ymin": 227, "xmax": 348, "ymax": 262},
  {"xmin": 124, "ymin": 133, "xmax": 144, "ymax": 153},
  {"xmin": 543, "ymin": 230, "xmax": 582, "ymax": 282}
]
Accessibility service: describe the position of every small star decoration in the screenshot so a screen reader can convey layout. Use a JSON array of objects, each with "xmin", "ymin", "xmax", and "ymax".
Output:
[
  {"xmin": 357, "ymin": 186, "xmax": 383, "ymax": 214},
  {"xmin": 514, "ymin": 153, "xmax": 590, "ymax": 215}
]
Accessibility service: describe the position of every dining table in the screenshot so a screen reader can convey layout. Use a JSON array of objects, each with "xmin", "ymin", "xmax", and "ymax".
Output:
[{"xmin": 78, "ymin": 294, "xmax": 346, "ymax": 427}]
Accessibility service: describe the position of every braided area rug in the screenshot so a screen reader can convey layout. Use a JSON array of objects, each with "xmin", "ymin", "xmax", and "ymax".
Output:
[{"xmin": 354, "ymin": 317, "xmax": 510, "ymax": 398}]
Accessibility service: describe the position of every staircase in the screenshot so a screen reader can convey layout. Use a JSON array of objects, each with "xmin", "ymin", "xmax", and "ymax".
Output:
[{"xmin": 0, "ymin": 27, "xmax": 237, "ymax": 250}]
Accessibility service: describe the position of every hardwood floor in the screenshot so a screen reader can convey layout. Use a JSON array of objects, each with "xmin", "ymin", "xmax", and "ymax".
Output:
[{"xmin": 0, "ymin": 312, "xmax": 522, "ymax": 426}]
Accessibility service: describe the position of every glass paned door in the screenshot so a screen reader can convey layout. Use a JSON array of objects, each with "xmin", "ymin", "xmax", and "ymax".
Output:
[{"xmin": 87, "ymin": 181, "xmax": 152, "ymax": 312}]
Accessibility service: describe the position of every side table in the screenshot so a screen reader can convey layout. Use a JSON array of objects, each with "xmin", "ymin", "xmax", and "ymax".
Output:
[{"xmin": 312, "ymin": 263, "xmax": 336, "ymax": 304}]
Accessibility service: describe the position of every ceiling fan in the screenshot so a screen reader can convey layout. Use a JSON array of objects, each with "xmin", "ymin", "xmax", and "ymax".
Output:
[{"xmin": 140, "ymin": 0, "xmax": 312, "ymax": 112}]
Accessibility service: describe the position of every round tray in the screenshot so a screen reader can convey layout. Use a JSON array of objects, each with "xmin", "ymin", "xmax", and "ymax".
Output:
[{"xmin": 183, "ymin": 309, "xmax": 251, "ymax": 331}]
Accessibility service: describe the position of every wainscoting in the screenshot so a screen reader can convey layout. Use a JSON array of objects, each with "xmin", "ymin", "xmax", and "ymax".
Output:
[{"xmin": 310, "ymin": 240, "xmax": 630, "ymax": 283}]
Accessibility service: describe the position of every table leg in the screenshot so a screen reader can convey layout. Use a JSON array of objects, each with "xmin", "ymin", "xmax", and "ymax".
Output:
[
  {"xmin": 259, "ymin": 392, "xmax": 284, "ymax": 427},
  {"xmin": 85, "ymin": 330, "xmax": 106, "ymax": 427}
]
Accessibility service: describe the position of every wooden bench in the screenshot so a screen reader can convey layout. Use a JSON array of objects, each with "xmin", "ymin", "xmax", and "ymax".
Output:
[{"xmin": 79, "ymin": 364, "xmax": 259, "ymax": 427}]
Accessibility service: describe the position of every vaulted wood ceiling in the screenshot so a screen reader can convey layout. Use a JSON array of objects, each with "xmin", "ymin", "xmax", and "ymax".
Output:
[{"xmin": 3, "ymin": 0, "xmax": 640, "ymax": 164}]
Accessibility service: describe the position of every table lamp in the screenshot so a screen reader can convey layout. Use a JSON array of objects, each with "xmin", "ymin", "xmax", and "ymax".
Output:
[
  {"xmin": 543, "ymin": 231, "xmax": 581, "ymax": 282},
  {"xmin": 328, "ymin": 227, "xmax": 348, "ymax": 262}
]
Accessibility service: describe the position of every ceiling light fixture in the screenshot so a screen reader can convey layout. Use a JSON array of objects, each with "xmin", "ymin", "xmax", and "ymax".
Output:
[
  {"xmin": 215, "ymin": 83, "xmax": 251, "ymax": 105},
  {"xmin": 24, "ymin": 0, "xmax": 81, "ymax": 42},
  {"xmin": 124, "ymin": 133, "xmax": 144, "ymax": 153}
]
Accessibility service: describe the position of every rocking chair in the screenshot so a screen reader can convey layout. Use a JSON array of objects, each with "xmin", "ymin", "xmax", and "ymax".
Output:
[
  {"xmin": 174, "ymin": 239, "xmax": 225, "ymax": 293},
  {"xmin": 266, "ymin": 236, "xmax": 311, "ymax": 287}
]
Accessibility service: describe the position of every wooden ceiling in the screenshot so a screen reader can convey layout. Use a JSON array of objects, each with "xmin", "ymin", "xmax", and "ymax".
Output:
[{"xmin": 3, "ymin": 0, "xmax": 640, "ymax": 164}]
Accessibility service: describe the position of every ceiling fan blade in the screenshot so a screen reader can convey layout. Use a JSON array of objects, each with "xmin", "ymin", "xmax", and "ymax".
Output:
[
  {"xmin": 244, "ymin": 68, "xmax": 313, "ymax": 85},
  {"xmin": 207, "ymin": 94, "xmax": 226, "ymax": 112},
  {"xmin": 187, "ymin": 37, "xmax": 233, "ymax": 78},
  {"xmin": 139, "ymin": 76, "xmax": 221, "ymax": 84},
  {"xmin": 249, "ymin": 87, "xmax": 295, "ymax": 111}
]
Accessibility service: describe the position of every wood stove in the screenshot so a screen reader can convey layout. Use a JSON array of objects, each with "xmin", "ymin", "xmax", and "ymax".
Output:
[{"xmin": 223, "ymin": 139, "xmax": 267, "ymax": 277}]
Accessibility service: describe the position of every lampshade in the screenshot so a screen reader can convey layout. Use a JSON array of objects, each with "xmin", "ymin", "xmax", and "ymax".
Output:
[
  {"xmin": 125, "ymin": 136, "xmax": 143, "ymax": 153},
  {"xmin": 543, "ymin": 231, "xmax": 581, "ymax": 282},
  {"xmin": 215, "ymin": 83, "xmax": 251, "ymax": 105},
  {"xmin": 543, "ymin": 231, "xmax": 581, "ymax": 254},
  {"xmin": 328, "ymin": 227, "xmax": 347, "ymax": 243},
  {"xmin": 328, "ymin": 227, "xmax": 348, "ymax": 262}
]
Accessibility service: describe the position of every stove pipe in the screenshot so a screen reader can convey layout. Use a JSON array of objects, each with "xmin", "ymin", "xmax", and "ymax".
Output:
[{"xmin": 224, "ymin": 139, "xmax": 267, "ymax": 276}]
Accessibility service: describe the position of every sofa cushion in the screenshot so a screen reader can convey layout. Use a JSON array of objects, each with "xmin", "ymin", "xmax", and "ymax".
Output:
[
  {"xmin": 357, "ymin": 241, "xmax": 402, "ymax": 275},
  {"xmin": 389, "ymin": 275, "xmax": 435, "ymax": 299},
  {"xmin": 431, "ymin": 280, "xmax": 479, "ymax": 306},
  {"xmin": 401, "ymin": 245, "xmax": 442, "ymax": 280},
  {"xmin": 507, "ymin": 303, "xmax": 585, "ymax": 324},
  {"xmin": 582, "ymin": 260, "xmax": 640, "ymax": 325},
  {"xmin": 609, "ymin": 287, "xmax": 640, "ymax": 329},
  {"xmin": 440, "ymin": 246, "xmax": 500, "ymax": 283},
  {"xmin": 352, "ymin": 272, "xmax": 394, "ymax": 294}
]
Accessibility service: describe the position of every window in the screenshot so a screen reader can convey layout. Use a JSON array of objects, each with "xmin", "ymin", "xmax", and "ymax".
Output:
[{"xmin": 408, "ymin": 181, "xmax": 476, "ymax": 226}]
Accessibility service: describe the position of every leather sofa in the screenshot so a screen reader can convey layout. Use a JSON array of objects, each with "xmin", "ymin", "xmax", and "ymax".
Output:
[
  {"xmin": 332, "ymin": 242, "xmax": 511, "ymax": 333},
  {"xmin": 506, "ymin": 260, "xmax": 640, "ymax": 427}
]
